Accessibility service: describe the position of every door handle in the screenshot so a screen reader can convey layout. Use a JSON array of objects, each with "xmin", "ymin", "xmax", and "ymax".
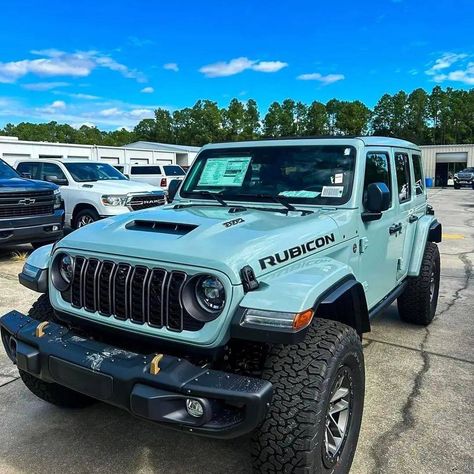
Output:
[
  {"xmin": 389, "ymin": 223, "xmax": 402, "ymax": 235},
  {"xmin": 408, "ymin": 215, "xmax": 418, "ymax": 223}
]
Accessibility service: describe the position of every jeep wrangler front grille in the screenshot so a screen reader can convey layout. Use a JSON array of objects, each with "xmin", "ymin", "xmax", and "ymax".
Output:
[{"xmin": 64, "ymin": 256, "xmax": 204, "ymax": 332}]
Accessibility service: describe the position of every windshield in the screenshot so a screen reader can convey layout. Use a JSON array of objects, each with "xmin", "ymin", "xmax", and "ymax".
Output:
[
  {"xmin": 0, "ymin": 160, "xmax": 20, "ymax": 179},
  {"xmin": 164, "ymin": 165, "xmax": 185, "ymax": 176},
  {"xmin": 181, "ymin": 145, "xmax": 356, "ymax": 205},
  {"xmin": 64, "ymin": 162, "xmax": 127, "ymax": 182}
]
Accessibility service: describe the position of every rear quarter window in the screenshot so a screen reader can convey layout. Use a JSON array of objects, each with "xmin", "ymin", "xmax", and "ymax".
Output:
[{"xmin": 130, "ymin": 166, "xmax": 162, "ymax": 175}]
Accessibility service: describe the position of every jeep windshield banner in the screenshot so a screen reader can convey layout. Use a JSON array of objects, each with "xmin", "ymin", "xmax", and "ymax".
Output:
[{"xmin": 198, "ymin": 157, "xmax": 251, "ymax": 187}]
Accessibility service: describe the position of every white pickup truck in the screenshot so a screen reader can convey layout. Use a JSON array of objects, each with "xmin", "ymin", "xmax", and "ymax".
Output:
[
  {"xmin": 15, "ymin": 159, "xmax": 166, "ymax": 228},
  {"xmin": 115, "ymin": 163, "xmax": 186, "ymax": 190}
]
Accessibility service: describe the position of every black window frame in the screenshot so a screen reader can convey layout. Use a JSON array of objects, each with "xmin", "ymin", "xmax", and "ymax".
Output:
[
  {"xmin": 394, "ymin": 152, "xmax": 412, "ymax": 204},
  {"xmin": 411, "ymin": 153, "xmax": 424, "ymax": 196},
  {"xmin": 362, "ymin": 151, "xmax": 392, "ymax": 210},
  {"xmin": 130, "ymin": 165, "xmax": 162, "ymax": 175}
]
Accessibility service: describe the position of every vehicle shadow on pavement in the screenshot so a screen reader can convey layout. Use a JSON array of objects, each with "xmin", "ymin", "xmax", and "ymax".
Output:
[{"xmin": 0, "ymin": 381, "xmax": 252, "ymax": 474}]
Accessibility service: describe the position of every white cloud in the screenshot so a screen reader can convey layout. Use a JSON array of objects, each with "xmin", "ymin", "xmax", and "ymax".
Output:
[
  {"xmin": 425, "ymin": 52, "xmax": 474, "ymax": 85},
  {"xmin": 163, "ymin": 63, "xmax": 179, "ymax": 72},
  {"xmin": 22, "ymin": 81, "xmax": 70, "ymax": 91},
  {"xmin": 251, "ymin": 61, "xmax": 288, "ymax": 73},
  {"xmin": 0, "ymin": 49, "xmax": 146, "ymax": 83},
  {"xmin": 141, "ymin": 86, "xmax": 154, "ymax": 93},
  {"xmin": 128, "ymin": 36, "xmax": 154, "ymax": 47},
  {"xmin": 297, "ymin": 72, "xmax": 345, "ymax": 85},
  {"xmin": 425, "ymin": 52, "xmax": 468, "ymax": 75},
  {"xmin": 51, "ymin": 100, "xmax": 66, "ymax": 109},
  {"xmin": 99, "ymin": 107, "xmax": 123, "ymax": 117},
  {"xmin": 66, "ymin": 92, "xmax": 100, "ymax": 100},
  {"xmin": 199, "ymin": 57, "xmax": 288, "ymax": 77}
]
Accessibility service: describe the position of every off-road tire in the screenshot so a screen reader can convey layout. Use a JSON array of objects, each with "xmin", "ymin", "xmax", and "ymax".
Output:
[
  {"xmin": 397, "ymin": 242, "xmax": 440, "ymax": 325},
  {"xmin": 19, "ymin": 294, "xmax": 94, "ymax": 408},
  {"xmin": 252, "ymin": 319, "xmax": 365, "ymax": 474},
  {"xmin": 73, "ymin": 208, "xmax": 100, "ymax": 229}
]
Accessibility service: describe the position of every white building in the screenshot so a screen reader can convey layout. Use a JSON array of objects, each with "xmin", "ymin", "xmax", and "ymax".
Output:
[
  {"xmin": 124, "ymin": 141, "xmax": 200, "ymax": 168},
  {"xmin": 420, "ymin": 144, "xmax": 474, "ymax": 186},
  {"xmin": 0, "ymin": 136, "xmax": 199, "ymax": 168}
]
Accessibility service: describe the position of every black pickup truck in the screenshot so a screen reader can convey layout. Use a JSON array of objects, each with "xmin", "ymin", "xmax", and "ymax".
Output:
[{"xmin": 0, "ymin": 159, "xmax": 64, "ymax": 248}]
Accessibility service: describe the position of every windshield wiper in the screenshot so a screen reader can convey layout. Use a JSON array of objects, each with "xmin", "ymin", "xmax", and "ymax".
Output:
[
  {"xmin": 231, "ymin": 193, "xmax": 297, "ymax": 212},
  {"xmin": 196, "ymin": 190, "xmax": 228, "ymax": 207}
]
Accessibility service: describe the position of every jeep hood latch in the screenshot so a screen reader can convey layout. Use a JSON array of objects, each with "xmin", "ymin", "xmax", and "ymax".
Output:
[{"xmin": 240, "ymin": 265, "xmax": 259, "ymax": 292}]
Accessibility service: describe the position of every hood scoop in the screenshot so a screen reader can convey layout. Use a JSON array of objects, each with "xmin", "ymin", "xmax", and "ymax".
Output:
[{"xmin": 125, "ymin": 220, "xmax": 198, "ymax": 236}]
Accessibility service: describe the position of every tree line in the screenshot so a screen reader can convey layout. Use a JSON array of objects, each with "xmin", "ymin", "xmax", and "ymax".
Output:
[{"xmin": 1, "ymin": 86, "xmax": 473, "ymax": 147}]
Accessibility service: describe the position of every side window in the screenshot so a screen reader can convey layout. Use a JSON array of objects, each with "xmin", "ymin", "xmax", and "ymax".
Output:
[
  {"xmin": 17, "ymin": 162, "xmax": 41, "ymax": 179},
  {"xmin": 412, "ymin": 154, "xmax": 424, "ymax": 196},
  {"xmin": 395, "ymin": 152, "xmax": 411, "ymax": 203},
  {"xmin": 42, "ymin": 163, "xmax": 67, "ymax": 180},
  {"xmin": 363, "ymin": 152, "xmax": 391, "ymax": 209}
]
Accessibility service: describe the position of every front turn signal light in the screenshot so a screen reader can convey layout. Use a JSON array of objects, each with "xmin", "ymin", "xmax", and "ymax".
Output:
[{"xmin": 292, "ymin": 309, "xmax": 314, "ymax": 330}]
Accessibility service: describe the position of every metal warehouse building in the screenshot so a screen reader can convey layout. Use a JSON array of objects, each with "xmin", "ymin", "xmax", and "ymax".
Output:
[
  {"xmin": 420, "ymin": 144, "xmax": 474, "ymax": 187},
  {"xmin": 0, "ymin": 136, "xmax": 199, "ymax": 168}
]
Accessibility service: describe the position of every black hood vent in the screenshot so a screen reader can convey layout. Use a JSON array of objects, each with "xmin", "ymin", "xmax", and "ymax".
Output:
[{"xmin": 125, "ymin": 220, "xmax": 198, "ymax": 236}]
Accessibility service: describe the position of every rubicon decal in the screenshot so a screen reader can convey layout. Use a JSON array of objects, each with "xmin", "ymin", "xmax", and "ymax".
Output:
[{"xmin": 259, "ymin": 233, "xmax": 336, "ymax": 270}]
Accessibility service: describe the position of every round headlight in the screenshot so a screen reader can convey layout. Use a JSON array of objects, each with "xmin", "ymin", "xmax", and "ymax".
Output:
[
  {"xmin": 59, "ymin": 255, "xmax": 73, "ymax": 284},
  {"xmin": 52, "ymin": 253, "xmax": 74, "ymax": 291},
  {"xmin": 195, "ymin": 275, "xmax": 226, "ymax": 312}
]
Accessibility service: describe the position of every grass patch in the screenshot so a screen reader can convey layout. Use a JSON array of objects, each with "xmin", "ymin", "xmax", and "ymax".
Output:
[{"xmin": 11, "ymin": 251, "xmax": 29, "ymax": 262}]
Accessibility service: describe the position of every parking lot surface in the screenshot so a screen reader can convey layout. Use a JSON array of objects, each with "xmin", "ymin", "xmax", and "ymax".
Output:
[{"xmin": 0, "ymin": 188, "xmax": 473, "ymax": 474}]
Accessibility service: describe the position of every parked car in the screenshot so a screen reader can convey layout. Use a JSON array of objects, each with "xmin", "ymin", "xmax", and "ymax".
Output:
[
  {"xmin": 115, "ymin": 163, "xmax": 186, "ymax": 190},
  {"xmin": 453, "ymin": 167, "xmax": 474, "ymax": 189},
  {"xmin": 15, "ymin": 159, "xmax": 166, "ymax": 228},
  {"xmin": 0, "ymin": 158, "xmax": 63, "ymax": 248},
  {"xmin": 3, "ymin": 137, "xmax": 441, "ymax": 473}
]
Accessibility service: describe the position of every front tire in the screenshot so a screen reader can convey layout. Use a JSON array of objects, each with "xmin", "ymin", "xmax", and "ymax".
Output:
[
  {"xmin": 19, "ymin": 294, "xmax": 94, "ymax": 408},
  {"xmin": 252, "ymin": 319, "xmax": 364, "ymax": 473},
  {"xmin": 397, "ymin": 242, "xmax": 440, "ymax": 325},
  {"xmin": 74, "ymin": 208, "xmax": 99, "ymax": 229}
]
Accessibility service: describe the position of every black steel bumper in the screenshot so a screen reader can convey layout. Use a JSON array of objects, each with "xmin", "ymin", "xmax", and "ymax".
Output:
[
  {"xmin": 0, "ymin": 210, "xmax": 64, "ymax": 246},
  {"xmin": 0, "ymin": 311, "xmax": 272, "ymax": 438}
]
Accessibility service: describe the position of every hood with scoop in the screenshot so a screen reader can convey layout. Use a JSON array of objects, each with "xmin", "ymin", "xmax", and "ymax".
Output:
[{"xmin": 57, "ymin": 203, "xmax": 345, "ymax": 284}]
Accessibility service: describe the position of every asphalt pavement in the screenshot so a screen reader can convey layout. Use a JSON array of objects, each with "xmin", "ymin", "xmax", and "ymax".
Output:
[{"xmin": 0, "ymin": 188, "xmax": 472, "ymax": 474}]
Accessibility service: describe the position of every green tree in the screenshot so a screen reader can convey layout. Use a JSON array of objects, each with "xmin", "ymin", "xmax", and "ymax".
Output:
[
  {"xmin": 335, "ymin": 101, "xmax": 371, "ymax": 135},
  {"xmin": 241, "ymin": 99, "xmax": 260, "ymax": 140},
  {"xmin": 305, "ymin": 101, "xmax": 328, "ymax": 136},
  {"xmin": 222, "ymin": 99, "xmax": 246, "ymax": 141}
]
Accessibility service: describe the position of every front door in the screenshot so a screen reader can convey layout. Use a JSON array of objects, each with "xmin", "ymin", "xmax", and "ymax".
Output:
[{"xmin": 358, "ymin": 150, "xmax": 401, "ymax": 309}]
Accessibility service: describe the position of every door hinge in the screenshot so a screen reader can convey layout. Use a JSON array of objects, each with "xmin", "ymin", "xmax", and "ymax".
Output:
[{"xmin": 359, "ymin": 237, "xmax": 369, "ymax": 254}]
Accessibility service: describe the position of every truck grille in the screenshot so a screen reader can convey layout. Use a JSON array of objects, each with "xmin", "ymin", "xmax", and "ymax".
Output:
[
  {"xmin": 128, "ymin": 194, "xmax": 166, "ymax": 211},
  {"xmin": 64, "ymin": 256, "xmax": 204, "ymax": 332},
  {"xmin": 0, "ymin": 190, "xmax": 55, "ymax": 218}
]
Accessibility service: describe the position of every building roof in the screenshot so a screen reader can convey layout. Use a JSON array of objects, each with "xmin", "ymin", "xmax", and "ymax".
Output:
[{"xmin": 124, "ymin": 141, "xmax": 201, "ymax": 153}]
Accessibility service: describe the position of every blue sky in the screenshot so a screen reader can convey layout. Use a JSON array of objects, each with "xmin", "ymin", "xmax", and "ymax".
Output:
[{"xmin": 0, "ymin": 0, "xmax": 473, "ymax": 130}]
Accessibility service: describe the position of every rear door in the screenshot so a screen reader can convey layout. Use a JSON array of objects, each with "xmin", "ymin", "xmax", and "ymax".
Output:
[{"xmin": 392, "ymin": 150, "xmax": 416, "ymax": 280}]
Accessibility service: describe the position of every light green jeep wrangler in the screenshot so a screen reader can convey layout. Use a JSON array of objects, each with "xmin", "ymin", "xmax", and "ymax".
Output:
[{"xmin": 1, "ymin": 137, "xmax": 441, "ymax": 473}]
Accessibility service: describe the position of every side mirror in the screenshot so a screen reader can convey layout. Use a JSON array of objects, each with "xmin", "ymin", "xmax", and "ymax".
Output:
[
  {"xmin": 167, "ymin": 179, "xmax": 181, "ymax": 203},
  {"xmin": 362, "ymin": 182, "xmax": 390, "ymax": 222},
  {"xmin": 45, "ymin": 175, "xmax": 68, "ymax": 186}
]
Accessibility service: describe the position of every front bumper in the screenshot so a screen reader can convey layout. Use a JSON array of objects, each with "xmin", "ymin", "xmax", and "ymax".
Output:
[
  {"xmin": 0, "ymin": 210, "xmax": 64, "ymax": 245},
  {"xmin": 0, "ymin": 311, "xmax": 272, "ymax": 438}
]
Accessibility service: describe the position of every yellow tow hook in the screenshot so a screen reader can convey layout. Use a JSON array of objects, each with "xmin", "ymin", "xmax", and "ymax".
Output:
[
  {"xmin": 149, "ymin": 353, "xmax": 164, "ymax": 375},
  {"xmin": 35, "ymin": 321, "xmax": 49, "ymax": 338}
]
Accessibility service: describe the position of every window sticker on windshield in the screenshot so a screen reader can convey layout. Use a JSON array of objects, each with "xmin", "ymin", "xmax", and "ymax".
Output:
[
  {"xmin": 198, "ymin": 157, "xmax": 251, "ymax": 187},
  {"xmin": 333, "ymin": 173, "xmax": 344, "ymax": 184},
  {"xmin": 279, "ymin": 190, "xmax": 320, "ymax": 198},
  {"xmin": 321, "ymin": 186, "xmax": 344, "ymax": 198}
]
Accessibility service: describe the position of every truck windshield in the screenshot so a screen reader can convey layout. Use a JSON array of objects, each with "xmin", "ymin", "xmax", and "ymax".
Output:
[
  {"xmin": 64, "ymin": 163, "xmax": 127, "ymax": 182},
  {"xmin": 181, "ymin": 145, "xmax": 356, "ymax": 205},
  {"xmin": 0, "ymin": 160, "xmax": 20, "ymax": 179},
  {"xmin": 164, "ymin": 165, "xmax": 185, "ymax": 176}
]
